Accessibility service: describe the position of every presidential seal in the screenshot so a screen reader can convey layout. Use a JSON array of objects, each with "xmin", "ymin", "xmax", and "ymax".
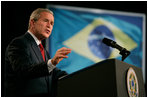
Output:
[{"xmin": 127, "ymin": 67, "xmax": 139, "ymax": 97}]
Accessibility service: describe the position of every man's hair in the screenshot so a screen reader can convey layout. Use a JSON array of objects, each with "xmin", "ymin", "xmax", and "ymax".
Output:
[{"xmin": 28, "ymin": 8, "xmax": 54, "ymax": 29}]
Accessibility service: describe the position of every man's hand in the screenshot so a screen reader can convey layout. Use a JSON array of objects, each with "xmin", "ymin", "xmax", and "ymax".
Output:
[{"xmin": 51, "ymin": 47, "xmax": 72, "ymax": 66}]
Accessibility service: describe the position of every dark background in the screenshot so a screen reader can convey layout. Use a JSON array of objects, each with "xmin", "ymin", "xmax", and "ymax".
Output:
[{"xmin": 1, "ymin": 1, "xmax": 147, "ymax": 96}]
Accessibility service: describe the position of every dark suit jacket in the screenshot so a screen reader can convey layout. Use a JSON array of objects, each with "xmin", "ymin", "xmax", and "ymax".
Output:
[{"xmin": 4, "ymin": 32, "xmax": 65, "ymax": 96}]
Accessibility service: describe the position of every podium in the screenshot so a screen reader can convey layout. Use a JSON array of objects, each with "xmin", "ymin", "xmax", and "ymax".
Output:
[{"xmin": 54, "ymin": 59, "xmax": 145, "ymax": 97}]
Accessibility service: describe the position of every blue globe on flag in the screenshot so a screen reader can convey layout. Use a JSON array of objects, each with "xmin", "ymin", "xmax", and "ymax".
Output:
[{"xmin": 88, "ymin": 25, "xmax": 115, "ymax": 59}]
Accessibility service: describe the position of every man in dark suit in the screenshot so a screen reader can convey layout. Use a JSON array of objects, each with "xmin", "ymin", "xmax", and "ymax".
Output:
[{"xmin": 4, "ymin": 8, "xmax": 72, "ymax": 96}]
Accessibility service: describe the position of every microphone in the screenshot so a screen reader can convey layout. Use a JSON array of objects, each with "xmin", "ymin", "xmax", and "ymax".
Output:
[
  {"xmin": 102, "ymin": 37, "xmax": 130, "ymax": 61},
  {"xmin": 102, "ymin": 38, "xmax": 124, "ymax": 51}
]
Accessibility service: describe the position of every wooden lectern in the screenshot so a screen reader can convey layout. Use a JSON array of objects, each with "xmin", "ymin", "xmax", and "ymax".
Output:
[{"xmin": 53, "ymin": 59, "xmax": 145, "ymax": 97}]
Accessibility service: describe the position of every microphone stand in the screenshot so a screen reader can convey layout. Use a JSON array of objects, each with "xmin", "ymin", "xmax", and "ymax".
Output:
[{"xmin": 119, "ymin": 48, "xmax": 130, "ymax": 61}]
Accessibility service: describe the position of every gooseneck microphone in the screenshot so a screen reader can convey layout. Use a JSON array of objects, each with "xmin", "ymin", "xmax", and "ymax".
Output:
[
  {"xmin": 102, "ymin": 37, "xmax": 130, "ymax": 61},
  {"xmin": 102, "ymin": 38, "xmax": 124, "ymax": 51}
]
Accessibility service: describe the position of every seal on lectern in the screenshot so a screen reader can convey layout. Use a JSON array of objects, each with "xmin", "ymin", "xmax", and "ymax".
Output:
[{"xmin": 127, "ymin": 67, "xmax": 139, "ymax": 97}]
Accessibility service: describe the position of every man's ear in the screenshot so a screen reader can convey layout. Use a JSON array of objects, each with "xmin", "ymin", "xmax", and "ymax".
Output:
[
  {"xmin": 30, "ymin": 19, "xmax": 35, "ymax": 27},
  {"xmin": 29, "ymin": 19, "xmax": 35, "ymax": 28}
]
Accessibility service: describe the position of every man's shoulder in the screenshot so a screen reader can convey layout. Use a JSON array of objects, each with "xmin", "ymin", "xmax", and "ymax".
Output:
[
  {"xmin": 9, "ymin": 33, "xmax": 32, "ymax": 47},
  {"xmin": 11, "ymin": 34, "xmax": 26, "ymax": 43}
]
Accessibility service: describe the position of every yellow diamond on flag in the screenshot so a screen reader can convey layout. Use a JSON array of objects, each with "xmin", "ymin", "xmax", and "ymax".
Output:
[{"xmin": 63, "ymin": 18, "xmax": 137, "ymax": 62}]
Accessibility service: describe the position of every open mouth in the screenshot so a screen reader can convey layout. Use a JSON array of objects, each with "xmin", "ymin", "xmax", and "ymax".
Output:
[{"xmin": 46, "ymin": 29, "xmax": 50, "ymax": 33}]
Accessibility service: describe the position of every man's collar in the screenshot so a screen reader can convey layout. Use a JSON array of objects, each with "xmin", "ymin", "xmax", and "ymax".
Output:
[{"xmin": 27, "ymin": 30, "xmax": 41, "ymax": 45}]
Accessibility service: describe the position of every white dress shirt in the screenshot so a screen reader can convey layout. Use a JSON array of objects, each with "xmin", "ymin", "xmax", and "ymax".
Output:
[{"xmin": 28, "ymin": 30, "xmax": 56, "ymax": 73}]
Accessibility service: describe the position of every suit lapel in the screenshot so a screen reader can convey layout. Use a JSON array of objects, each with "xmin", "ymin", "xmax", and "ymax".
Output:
[
  {"xmin": 25, "ymin": 32, "xmax": 44, "ymax": 62},
  {"xmin": 45, "ymin": 49, "xmax": 51, "ymax": 61},
  {"xmin": 31, "ymin": 44, "xmax": 44, "ymax": 62}
]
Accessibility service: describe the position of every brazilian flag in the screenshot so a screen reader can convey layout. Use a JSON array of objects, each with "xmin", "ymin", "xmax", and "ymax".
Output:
[{"xmin": 46, "ymin": 5, "xmax": 145, "ymax": 74}]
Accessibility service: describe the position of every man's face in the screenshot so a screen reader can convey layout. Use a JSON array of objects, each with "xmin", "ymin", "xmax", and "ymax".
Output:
[{"xmin": 32, "ymin": 12, "xmax": 54, "ymax": 40}]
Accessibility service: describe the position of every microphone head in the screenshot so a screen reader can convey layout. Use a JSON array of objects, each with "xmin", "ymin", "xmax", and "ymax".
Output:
[{"xmin": 102, "ymin": 37, "xmax": 116, "ymax": 46}]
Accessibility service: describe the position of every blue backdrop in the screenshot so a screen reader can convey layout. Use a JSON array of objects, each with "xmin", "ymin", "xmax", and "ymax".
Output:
[{"xmin": 46, "ymin": 5, "xmax": 145, "ymax": 74}]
